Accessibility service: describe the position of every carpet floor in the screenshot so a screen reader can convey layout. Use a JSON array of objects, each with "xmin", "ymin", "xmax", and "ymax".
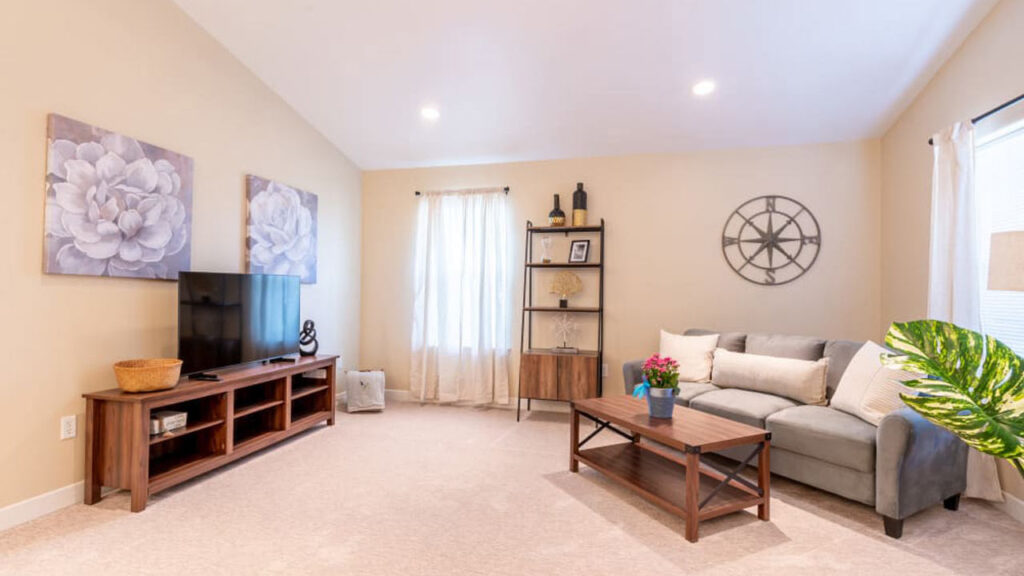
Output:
[{"xmin": 1, "ymin": 402, "xmax": 1022, "ymax": 575}]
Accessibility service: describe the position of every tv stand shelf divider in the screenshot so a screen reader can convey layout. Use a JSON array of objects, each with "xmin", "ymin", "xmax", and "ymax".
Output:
[{"xmin": 83, "ymin": 355, "xmax": 337, "ymax": 512}]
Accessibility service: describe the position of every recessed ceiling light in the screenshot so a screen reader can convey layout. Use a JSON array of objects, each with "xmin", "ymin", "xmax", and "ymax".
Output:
[
  {"xmin": 421, "ymin": 106, "xmax": 440, "ymax": 121},
  {"xmin": 692, "ymin": 80, "xmax": 716, "ymax": 97}
]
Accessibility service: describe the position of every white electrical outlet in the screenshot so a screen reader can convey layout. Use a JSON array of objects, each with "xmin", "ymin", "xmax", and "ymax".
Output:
[
  {"xmin": 602, "ymin": 363, "xmax": 608, "ymax": 378},
  {"xmin": 60, "ymin": 415, "xmax": 77, "ymax": 440}
]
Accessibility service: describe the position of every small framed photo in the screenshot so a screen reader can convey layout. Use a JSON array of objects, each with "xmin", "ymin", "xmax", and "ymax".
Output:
[{"xmin": 569, "ymin": 240, "xmax": 590, "ymax": 263}]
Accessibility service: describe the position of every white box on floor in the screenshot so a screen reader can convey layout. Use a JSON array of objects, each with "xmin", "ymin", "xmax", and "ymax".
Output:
[{"xmin": 345, "ymin": 370, "xmax": 385, "ymax": 412}]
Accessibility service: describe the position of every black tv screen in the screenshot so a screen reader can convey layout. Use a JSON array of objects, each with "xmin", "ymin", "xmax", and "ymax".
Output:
[{"xmin": 178, "ymin": 272, "xmax": 300, "ymax": 374}]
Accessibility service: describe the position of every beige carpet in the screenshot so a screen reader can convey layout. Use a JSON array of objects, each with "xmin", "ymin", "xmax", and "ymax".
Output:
[{"xmin": 1, "ymin": 402, "xmax": 1022, "ymax": 575}]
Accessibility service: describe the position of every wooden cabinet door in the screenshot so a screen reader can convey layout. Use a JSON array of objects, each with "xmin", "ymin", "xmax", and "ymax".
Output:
[
  {"xmin": 558, "ymin": 355, "xmax": 599, "ymax": 400},
  {"xmin": 519, "ymin": 352, "xmax": 559, "ymax": 400}
]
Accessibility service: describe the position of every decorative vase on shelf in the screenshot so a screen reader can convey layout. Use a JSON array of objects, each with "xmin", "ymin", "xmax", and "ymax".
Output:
[
  {"xmin": 540, "ymin": 237, "xmax": 553, "ymax": 263},
  {"xmin": 548, "ymin": 194, "xmax": 566, "ymax": 227},
  {"xmin": 572, "ymin": 182, "xmax": 587, "ymax": 226}
]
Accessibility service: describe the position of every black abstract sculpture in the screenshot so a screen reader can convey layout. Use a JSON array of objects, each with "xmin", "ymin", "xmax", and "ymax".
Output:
[{"xmin": 299, "ymin": 319, "xmax": 319, "ymax": 356}]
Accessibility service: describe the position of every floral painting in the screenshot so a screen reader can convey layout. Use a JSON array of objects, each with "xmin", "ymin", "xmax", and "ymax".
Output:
[
  {"xmin": 246, "ymin": 175, "xmax": 317, "ymax": 284},
  {"xmin": 44, "ymin": 114, "xmax": 193, "ymax": 279}
]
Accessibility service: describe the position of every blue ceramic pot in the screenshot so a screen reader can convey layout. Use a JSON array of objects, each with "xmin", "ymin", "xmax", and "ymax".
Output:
[{"xmin": 646, "ymin": 386, "xmax": 677, "ymax": 418}]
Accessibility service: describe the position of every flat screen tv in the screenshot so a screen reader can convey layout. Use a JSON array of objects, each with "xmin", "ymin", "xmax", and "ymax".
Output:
[{"xmin": 178, "ymin": 272, "xmax": 300, "ymax": 374}]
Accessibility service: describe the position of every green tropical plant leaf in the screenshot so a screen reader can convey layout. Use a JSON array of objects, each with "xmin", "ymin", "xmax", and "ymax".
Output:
[{"xmin": 881, "ymin": 320, "xmax": 1024, "ymax": 478}]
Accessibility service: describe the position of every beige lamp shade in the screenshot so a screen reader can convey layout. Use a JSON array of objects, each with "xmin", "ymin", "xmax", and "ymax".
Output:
[{"xmin": 988, "ymin": 231, "xmax": 1024, "ymax": 291}]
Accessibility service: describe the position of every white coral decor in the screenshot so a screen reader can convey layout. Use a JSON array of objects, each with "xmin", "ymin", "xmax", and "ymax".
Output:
[{"xmin": 46, "ymin": 133, "xmax": 188, "ymax": 278}]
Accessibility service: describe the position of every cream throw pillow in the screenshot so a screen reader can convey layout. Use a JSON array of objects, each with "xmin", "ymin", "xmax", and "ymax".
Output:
[
  {"xmin": 711, "ymin": 348, "xmax": 829, "ymax": 405},
  {"xmin": 659, "ymin": 330, "xmax": 719, "ymax": 383},
  {"xmin": 830, "ymin": 341, "xmax": 916, "ymax": 426}
]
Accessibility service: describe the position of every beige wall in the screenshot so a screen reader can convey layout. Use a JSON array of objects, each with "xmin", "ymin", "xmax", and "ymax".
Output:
[
  {"xmin": 361, "ymin": 140, "xmax": 883, "ymax": 399},
  {"xmin": 0, "ymin": 0, "xmax": 361, "ymax": 509},
  {"xmin": 880, "ymin": 0, "xmax": 1024, "ymax": 500}
]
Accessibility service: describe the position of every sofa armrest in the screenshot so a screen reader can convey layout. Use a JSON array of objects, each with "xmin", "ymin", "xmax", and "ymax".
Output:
[
  {"xmin": 622, "ymin": 360, "xmax": 644, "ymax": 395},
  {"xmin": 875, "ymin": 407, "xmax": 967, "ymax": 519}
]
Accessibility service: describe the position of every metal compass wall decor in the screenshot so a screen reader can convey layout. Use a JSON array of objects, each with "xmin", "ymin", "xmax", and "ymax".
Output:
[{"xmin": 721, "ymin": 195, "xmax": 821, "ymax": 286}]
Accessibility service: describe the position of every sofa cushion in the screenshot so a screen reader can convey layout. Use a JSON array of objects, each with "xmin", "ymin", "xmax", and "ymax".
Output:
[
  {"xmin": 823, "ymin": 339, "xmax": 863, "ymax": 398},
  {"xmin": 660, "ymin": 330, "xmax": 718, "ymax": 382},
  {"xmin": 673, "ymin": 383, "xmax": 718, "ymax": 407},
  {"xmin": 766, "ymin": 405, "xmax": 877, "ymax": 473},
  {"xmin": 689, "ymin": 388, "xmax": 798, "ymax": 428},
  {"xmin": 711, "ymin": 348, "xmax": 829, "ymax": 405},
  {"xmin": 684, "ymin": 329, "xmax": 746, "ymax": 352},
  {"xmin": 831, "ymin": 341, "xmax": 917, "ymax": 426},
  {"xmin": 746, "ymin": 333, "xmax": 825, "ymax": 361}
]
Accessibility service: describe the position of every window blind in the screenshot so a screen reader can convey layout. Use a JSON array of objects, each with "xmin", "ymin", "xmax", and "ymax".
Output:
[{"xmin": 976, "ymin": 121, "xmax": 1024, "ymax": 353}]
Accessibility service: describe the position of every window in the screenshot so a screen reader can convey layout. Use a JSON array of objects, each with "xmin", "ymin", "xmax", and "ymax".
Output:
[
  {"xmin": 409, "ymin": 187, "xmax": 512, "ymax": 404},
  {"xmin": 975, "ymin": 119, "xmax": 1024, "ymax": 352}
]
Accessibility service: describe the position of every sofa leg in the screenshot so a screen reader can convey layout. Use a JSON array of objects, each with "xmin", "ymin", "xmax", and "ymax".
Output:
[
  {"xmin": 943, "ymin": 493, "xmax": 961, "ymax": 511},
  {"xmin": 883, "ymin": 516, "xmax": 903, "ymax": 539}
]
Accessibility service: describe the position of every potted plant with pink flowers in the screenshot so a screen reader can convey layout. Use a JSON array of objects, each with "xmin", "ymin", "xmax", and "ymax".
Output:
[{"xmin": 632, "ymin": 354, "xmax": 680, "ymax": 418}]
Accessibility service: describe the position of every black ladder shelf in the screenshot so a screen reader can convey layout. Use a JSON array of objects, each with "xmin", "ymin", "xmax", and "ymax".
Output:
[{"xmin": 518, "ymin": 219, "xmax": 605, "ymax": 421}]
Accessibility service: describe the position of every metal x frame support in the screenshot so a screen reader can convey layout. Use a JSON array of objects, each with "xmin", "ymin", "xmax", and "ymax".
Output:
[
  {"xmin": 577, "ymin": 411, "xmax": 635, "ymax": 448},
  {"xmin": 698, "ymin": 443, "xmax": 764, "ymax": 510}
]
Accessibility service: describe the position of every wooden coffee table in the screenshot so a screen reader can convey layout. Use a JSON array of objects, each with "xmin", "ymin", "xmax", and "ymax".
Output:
[{"xmin": 570, "ymin": 395, "xmax": 771, "ymax": 542}]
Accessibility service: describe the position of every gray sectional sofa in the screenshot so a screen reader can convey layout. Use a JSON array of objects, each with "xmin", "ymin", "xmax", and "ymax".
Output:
[{"xmin": 623, "ymin": 329, "xmax": 968, "ymax": 538}]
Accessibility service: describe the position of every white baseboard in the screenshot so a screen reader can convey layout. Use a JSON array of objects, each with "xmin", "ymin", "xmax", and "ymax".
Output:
[
  {"xmin": 995, "ymin": 490, "xmax": 1024, "ymax": 524},
  {"xmin": 382, "ymin": 389, "xmax": 569, "ymax": 413},
  {"xmin": 1, "ymin": 481, "xmax": 84, "ymax": 533},
  {"xmin": 385, "ymin": 389, "xmax": 412, "ymax": 403}
]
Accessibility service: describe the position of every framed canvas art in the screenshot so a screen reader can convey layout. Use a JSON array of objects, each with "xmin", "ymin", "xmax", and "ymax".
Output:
[
  {"xmin": 44, "ymin": 114, "xmax": 193, "ymax": 280},
  {"xmin": 246, "ymin": 175, "xmax": 318, "ymax": 284}
]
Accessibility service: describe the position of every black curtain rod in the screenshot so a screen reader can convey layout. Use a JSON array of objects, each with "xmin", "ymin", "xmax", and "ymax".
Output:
[
  {"xmin": 928, "ymin": 91, "xmax": 1024, "ymax": 145},
  {"xmin": 415, "ymin": 186, "xmax": 509, "ymax": 196}
]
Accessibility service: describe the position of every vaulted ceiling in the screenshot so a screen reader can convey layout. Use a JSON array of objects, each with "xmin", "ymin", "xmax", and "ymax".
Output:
[{"xmin": 174, "ymin": 0, "xmax": 997, "ymax": 169}]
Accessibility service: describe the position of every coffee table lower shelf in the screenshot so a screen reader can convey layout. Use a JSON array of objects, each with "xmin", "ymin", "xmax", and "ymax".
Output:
[{"xmin": 577, "ymin": 442, "xmax": 763, "ymax": 523}]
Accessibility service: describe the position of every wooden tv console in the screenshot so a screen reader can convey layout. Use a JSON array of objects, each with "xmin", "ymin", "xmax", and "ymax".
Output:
[{"xmin": 82, "ymin": 355, "xmax": 337, "ymax": 512}]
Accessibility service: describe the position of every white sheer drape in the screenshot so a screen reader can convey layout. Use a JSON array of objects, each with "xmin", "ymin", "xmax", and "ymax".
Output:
[
  {"xmin": 928, "ymin": 122, "xmax": 1003, "ymax": 502},
  {"xmin": 410, "ymin": 187, "xmax": 511, "ymax": 405},
  {"xmin": 928, "ymin": 122, "xmax": 982, "ymax": 327}
]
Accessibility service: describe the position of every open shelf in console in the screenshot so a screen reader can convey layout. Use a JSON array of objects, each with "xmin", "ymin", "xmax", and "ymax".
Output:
[
  {"xmin": 291, "ymin": 371, "xmax": 330, "ymax": 399},
  {"xmin": 291, "ymin": 371, "xmax": 332, "ymax": 423},
  {"xmin": 149, "ymin": 424, "xmax": 226, "ymax": 484},
  {"xmin": 234, "ymin": 378, "xmax": 286, "ymax": 418},
  {"xmin": 148, "ymin": 389, "xmax": 226, "ymax": 444},
  {"xmin": 292, "ymin": 390, "xmax": 331, "ymax": 423},
  {"xmin": 233, "ymin": 405, "xmax": 285, "ymax": 450}
]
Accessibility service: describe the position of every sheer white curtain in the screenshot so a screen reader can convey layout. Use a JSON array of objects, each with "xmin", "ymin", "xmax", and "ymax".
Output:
[
  {"xmin": 410, "ymin": 187, "xmax": 511, "ymax": 405},
  {"xmin": 928, "ymin": 122, "xmax": 1003, "ymax": 501},
  {"xmin": 928, "ymin": 122, "xmax": 982, "ymax": 327}
]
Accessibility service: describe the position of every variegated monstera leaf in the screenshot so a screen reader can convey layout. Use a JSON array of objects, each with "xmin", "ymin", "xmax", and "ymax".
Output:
[{"xmin": 882, "ymin": 320, "xmax": 1024, "ymax": 477}]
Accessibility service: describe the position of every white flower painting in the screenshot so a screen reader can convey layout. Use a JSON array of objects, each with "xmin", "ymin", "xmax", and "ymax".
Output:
[
  {"xmin": 246, "ymin": 175, "xmax": 317, "ymax": 284},
  {"xmin": 44, "ymin": 114, "xmax": 193, "ymax": 280}
]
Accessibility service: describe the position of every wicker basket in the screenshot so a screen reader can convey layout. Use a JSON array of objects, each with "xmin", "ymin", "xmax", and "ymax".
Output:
[{"xmin": 113, "ymin": 358, "xmax": 183, "ymax": 393}]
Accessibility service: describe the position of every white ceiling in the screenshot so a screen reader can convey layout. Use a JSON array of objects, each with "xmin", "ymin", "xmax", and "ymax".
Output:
[{"xmin": 174, "ymin": 0, "xmax": 997, "ymax": 170}]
